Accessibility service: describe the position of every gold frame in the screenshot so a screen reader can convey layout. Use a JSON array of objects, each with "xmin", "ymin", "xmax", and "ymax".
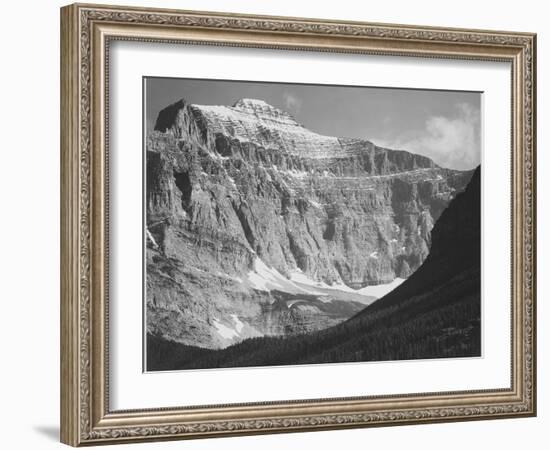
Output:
[{"xmin": 60, "ymin": 2, "xmax": 537, "ymax": 446}]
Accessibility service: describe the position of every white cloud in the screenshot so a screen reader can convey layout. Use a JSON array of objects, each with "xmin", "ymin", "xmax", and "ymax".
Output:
[
  {"xmin": 372, "ymin": 103, "xmax": 481, "ymax": 171},
  {"xmin": 283, "ymin": 92, "xmax": 303, "ymax": 115}
]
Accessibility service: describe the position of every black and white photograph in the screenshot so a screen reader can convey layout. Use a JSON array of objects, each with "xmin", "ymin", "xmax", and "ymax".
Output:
[{"xmin": 144, "ymin": 77, "xmax": 481, "ymax": 371}]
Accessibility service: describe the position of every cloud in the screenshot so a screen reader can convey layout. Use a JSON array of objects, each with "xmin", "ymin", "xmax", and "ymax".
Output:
[
  {"xmin": 283, "ymin": 92, "xmax": 303, "ymax": 115},
  {"xmin": 372, "ymin": 103, "xmax": 481, "ymax": 170}
]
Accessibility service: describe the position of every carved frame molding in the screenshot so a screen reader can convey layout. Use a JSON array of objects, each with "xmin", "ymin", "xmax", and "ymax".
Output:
[{"xmin": 60, "ymin": 3, "xmax": 536, "ymax": 446}]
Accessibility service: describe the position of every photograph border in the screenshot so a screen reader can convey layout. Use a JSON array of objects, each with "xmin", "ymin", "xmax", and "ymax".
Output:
[{"xmin": 60, "ymin": 3, "xmax": 536, "ymax": 446}]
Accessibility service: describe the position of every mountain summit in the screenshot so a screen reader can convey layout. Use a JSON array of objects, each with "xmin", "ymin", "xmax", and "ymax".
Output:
[{"xmin": 232, "ymin": 98, "xmax": 301, "ymax": 124}]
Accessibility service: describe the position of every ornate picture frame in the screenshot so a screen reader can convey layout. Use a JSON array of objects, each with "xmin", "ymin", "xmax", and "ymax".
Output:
[{"xmin": 60, "ymin": 3, "xmax": 536, "ymax": 446}]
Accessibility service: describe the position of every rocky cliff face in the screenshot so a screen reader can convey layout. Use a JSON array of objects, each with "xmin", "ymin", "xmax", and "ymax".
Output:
[
  {"xmin": 146, "ymin": 97, "xmax": 473, "ymax": 350},
  {"xmin": 147, "ymin": 167, "xmax": 482, "ymax": 371}
]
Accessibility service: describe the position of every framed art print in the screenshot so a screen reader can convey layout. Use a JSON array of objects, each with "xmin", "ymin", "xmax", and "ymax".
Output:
[{"xmin": 60, "ymin": 3, "xmax": 536, "ymax": 446}]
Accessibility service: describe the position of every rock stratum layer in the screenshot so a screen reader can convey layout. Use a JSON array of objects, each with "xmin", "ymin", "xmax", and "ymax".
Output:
[{"xmin": 146, "ymin": 97, "xmax": 473, "ymax": 350}]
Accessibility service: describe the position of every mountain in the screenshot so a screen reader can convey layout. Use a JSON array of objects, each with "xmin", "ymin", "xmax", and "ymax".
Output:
[
  {"xmin": 146, "ymin": 97, "xmax": 473, "ymax": 350},
  {"xmin": 147, "ymin": 166, "xmax": 481, "ymax": 370}
]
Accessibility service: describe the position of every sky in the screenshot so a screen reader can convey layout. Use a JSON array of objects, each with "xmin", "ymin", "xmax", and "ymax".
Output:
[{"xmin": 145, "ymin": 77, "xmax": 481, "ymax": 171}]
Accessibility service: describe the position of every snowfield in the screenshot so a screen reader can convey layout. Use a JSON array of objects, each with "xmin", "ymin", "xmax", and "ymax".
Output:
[
  {"xmin": 246, "ymin": 258, "xmax": 317, "ymax": 295},
  {"xmin": 246, "ymin": 260, "xmax": 405, "ymax": 301},
  {"xmin": 212, "ymin": 318, "xmax": 239, "ymax": 340}
]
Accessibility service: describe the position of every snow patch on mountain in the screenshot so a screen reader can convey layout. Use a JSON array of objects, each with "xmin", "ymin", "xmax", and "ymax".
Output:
[
  {"xmin": 289, "ymin": 269, "xmax": 404, "ymax": 300},
  {"xmin": 356, "ymin": 278, "xmax": 405, "ymax": 297},
  {"xmin": 246, "ymin": 258, "xmax": 316, "ymax": 295},
  {"xmin": 212, "ymin": 318, "xmax": 239, "ymax": 341},
  {"xmin": 231, "ymin": 314, "xmax": 244, "ymax": 333},
  {"xmin": 246, "ymin": 259, "xmax": 400, "ymax": 302}
]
